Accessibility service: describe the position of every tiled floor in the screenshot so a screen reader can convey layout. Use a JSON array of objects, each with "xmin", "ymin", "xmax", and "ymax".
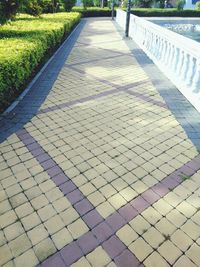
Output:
[{"xmin": 0, "ymin": 18, "xmax": 200, "ymax": 267}]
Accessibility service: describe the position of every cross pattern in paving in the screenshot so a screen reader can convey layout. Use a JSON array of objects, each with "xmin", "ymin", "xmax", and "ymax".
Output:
[{"xmin": 0, "ymin": 18, "xmax": 200, "ymax": 267}]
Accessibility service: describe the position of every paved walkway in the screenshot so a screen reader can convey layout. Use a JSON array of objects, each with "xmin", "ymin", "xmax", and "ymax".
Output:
[{"xmin": 1, "ymin": 18, "xmax": 200, "ymax": 267}]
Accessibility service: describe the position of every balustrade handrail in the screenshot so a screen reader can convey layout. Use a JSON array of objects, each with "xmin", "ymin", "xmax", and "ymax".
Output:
[
  {"xmin": 117, "ymin": 9, "xmax": 200, "ymax": 58},
  {"xmin": 116, "ymin": 9, "xmax": 200, "ymax": 112}
]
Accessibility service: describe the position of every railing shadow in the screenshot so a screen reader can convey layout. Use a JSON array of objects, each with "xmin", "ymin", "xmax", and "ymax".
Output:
[{"xmin": 116, "ymin": 21, "xmax": 200, "ymax": 151}]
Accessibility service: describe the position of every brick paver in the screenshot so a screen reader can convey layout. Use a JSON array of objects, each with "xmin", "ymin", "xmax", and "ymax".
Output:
[{"xmin": 1, "ymin": 17, "xmax": 200, "ymax": 267}]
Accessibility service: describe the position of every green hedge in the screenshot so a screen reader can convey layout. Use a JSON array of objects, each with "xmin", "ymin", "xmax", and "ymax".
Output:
[
  {"xmin": 72, "ymin": 7, "xmax": 115, "ymax": 17},
  {"xmin": 130, "ymin": 8, "xmax": 200, "ymax": 17},
  {"xmin": 73, "ymin": 7, "xmax": 200, "ymax": 17},
  {"xmin": 0, "ymin": 12, "xmax": 81, "ymax": 113}
]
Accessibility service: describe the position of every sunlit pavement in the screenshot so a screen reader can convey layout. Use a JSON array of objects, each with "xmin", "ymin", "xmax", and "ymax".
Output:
[{"xmin": 0, "ymin": 18, "xmax": 200, "ymax": 267}]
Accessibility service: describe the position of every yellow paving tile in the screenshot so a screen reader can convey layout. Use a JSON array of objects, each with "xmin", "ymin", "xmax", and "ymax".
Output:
[
  {"xmin": 1, "ymin": 17, "xmax": 200, "ymax": 267},
  {"xmin": 86, "ymin": 247, "xmax": 111, "ymax": 267},
  {"xmin": 52, "ymin": 228, "xmax": 73, "ymax": 250},
  {"xmin": 144, "ymin": 251, "xmax": 170, "ymax": 267},
  {"xmin": 157, "ymin": 241, "xmax": 182, "ymax": 265},
  {"xmin": 33, "ymin": 238, "xmax": 56, "ymax": 262},
  {"xmin": 116, "ymin": 225, "xmax": 138, "ymax": 246},
  {"xmin": 129, "ymin": 237, "xmax": 153, "ymax": 262},
  {"xmin": 68, "ymin": 218, "xmax": 89, "ymax": 239}
]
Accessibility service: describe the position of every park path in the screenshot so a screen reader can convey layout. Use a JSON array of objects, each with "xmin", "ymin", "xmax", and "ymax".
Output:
[{"xmin": 0, "ymin": 17, "xmax": 200, "ymax": 267}]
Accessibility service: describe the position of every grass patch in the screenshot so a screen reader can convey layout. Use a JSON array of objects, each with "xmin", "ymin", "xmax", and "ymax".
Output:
[
  {"xmin": 179, "ymin": 173, "xmax": 192, "ymax": 181},
  {"xmin": 0, "ymin": 12, "xmax": 81, "ymax": 113}
]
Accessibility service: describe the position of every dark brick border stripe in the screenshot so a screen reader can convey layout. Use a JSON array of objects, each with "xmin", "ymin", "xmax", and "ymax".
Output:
[
  {"xmin": 38, "ymin": 79, "xmax": 150, "ymax": 115},
  {"xmin": 106, "ymin": 153, "xmax": 200, "ymax": 225},
  {"xmin": 82, "ymin": 43, "xmax": 133, "ymax": 57},
  {"xmin": 17, "ymin": 129, "xmax": 200, "ymax": 266},
  {"xmin": 38, "ymin": 62, "xmax": 167, "ymax": 114},
  {"xmin": 126, "ymin": 90, "xmax": 168, "ymax": 109},
  {"xmin": 68, "ymin": 66, "xmax": 168, "ymax": 110},
  {"xmin": 65, "ymin": 52, "xmax": 131, "ymax": 67},
  {"xmin": 76, "ymin": 39, "xmax": 122, "ymax": 46},
  {"xmin": 38, "ymin": 88, "xmax": 118, "ymax": 114},
  {"xmin": 83, "ymin": 30, "xmax": 115, "ymax": 35},
  {"xmin": 69, "ymin": 65, "xmax": 116, "ymax": 88},
  {"xmin": 71, "ymin": 41, "xmax": 133, "ymax": 58},
  {"xmin": 17, "ymin": 129, "xmax": 142, "ymax": 267}
]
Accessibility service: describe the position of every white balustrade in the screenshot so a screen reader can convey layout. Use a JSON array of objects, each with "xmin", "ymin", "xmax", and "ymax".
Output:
[{"xmin": 116, "ymin": 9, "xmax": 200, "ymax": 112}]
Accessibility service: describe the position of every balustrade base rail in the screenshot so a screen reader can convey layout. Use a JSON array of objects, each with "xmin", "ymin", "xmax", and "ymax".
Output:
[{"xmin": 116, "ymin": 9, "xmax": 200, "ymax": 112}]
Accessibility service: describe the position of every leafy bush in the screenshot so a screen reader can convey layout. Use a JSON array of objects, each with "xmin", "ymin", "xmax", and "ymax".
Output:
[
  {"xmin": 81, "ymin": 0, "xmax": 94, "ymax": 9},
  {"xmin": 61, "ymin": 0, "xmax": 76, "ymax": 11},
  {"xmin": 0, "ymin": 0, "xmax": 22, "ymax": 24},
  {"xmin": 0, "ymin": 12, "xmax": 81, "ymax": 112},
  {"xmin": 23, "ymin": 0, "xmax": 42, "ymax": 16},
  {"xmin": 38, "ymin": 0, "xmax": 55, "ymax": 13},
  {"xmin": 131, "ymin": 0, "xmax": 154, "ymax": 7},
  {"xmin": 176, "ymin": 0, "xmax": 185, "ymax": 10},
  {"xmin": 93, "ymin": 0, "xmax": 101, "ymax": 6}
]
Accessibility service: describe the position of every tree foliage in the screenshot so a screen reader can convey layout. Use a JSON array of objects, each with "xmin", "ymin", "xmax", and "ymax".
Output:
[
  {"xmin": 132, "ymin": 0, "xmax": 165, "ymax": 8},
  {"xmin": 61, "ymin": 0, "xmax": 76, "ymax": 11},
  {"xmin": 0, "ymin": 0, "xmax": 22, "ymax": 24},
  {"xmin": 22, "ymin": 0, "xmax": 42, "ymax": 16}
]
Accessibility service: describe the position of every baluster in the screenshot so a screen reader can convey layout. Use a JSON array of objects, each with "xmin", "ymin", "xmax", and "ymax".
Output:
[
  {"xmin": 181, "ymin": 53, "xmax": 189, "ymax": 83},
  {"xmin": 149, "ymin": 31, "xmax": 154, "ymax": 54},
  {"xmin": 143, "ymin": 28, "xmax": 147, "ymax": 47},
  {"xmin": 145, "ymin": 30, "xmax": 149, "ymax": 50},
  {"xmin": 137, "ymin": 24, "xmax": 141, "ymax": 44},
  {"xmin": 153, "ymin": 36, "xmax": 158, "ymax": 58},
  {"xmin": 168, "ymin": 44, "xmax": 175, "ymax": 69},
  {"xmin": 164, "ymin": 41, "xmax": 171, "ymax": 65},
  {"xmin": 145, "ymin": 30, "xmax": 150, "ymax": 50},
  {"xmin": 157, "ymin": 38, "xmax": 163, "ymax": 60},
  {"xmin": 150, "ymin": 32, "xmax": 154, "ymax": 53},
  {"xmin": 159, "ymin": 37, "xmax": 164, "ymax": 60},
  {"xmin": 176, "ymin": 50, "xmax": 184, "ymax": 78},
  {"xmin": 186, "ymin": 56, "xmax": 195, "ymax": 86},
  {"xmin": 154, "ymin": 36, "xmax": 160, "ymax": 59},
  {"xmin": 171, "ymin": 47, "xmax": 179, "ymax": 73},
  {"xmin": 133, "ymin": 24, "xmax": 137, "ymax": 39},
  {"xmin": 160, "ymin": 39, "xmax": 167, "ymax": 63},
  {"xmin": 141, "ymin": 26, "xmax": 145, "ymax": 46},
  {"xmin": 132, "ymin": 18, "xmax": 136, "ymax": 39},
  {"xmin": 151, "ymin": 34, "xmax": 157, "ymax": 56},
  {"xmin": 192, "ymin": 59, "xmax": 200, "ymax": 93}
]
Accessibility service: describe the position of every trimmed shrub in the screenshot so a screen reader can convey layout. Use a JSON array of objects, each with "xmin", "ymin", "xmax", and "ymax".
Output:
[
  {"xmin": 0, "ymin": 12, "xmax": 81, "ymax": 112},
  {"xmin": 128, "ymin": 8, "xmax": 200, "ymax": 17},
  {"xmin": 72, "ymin": 6, "xmax": 200, "ymax": 17},
  {"xmin": 72, "ymin": 6, "xmax": 113, "ymax": 16}
]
